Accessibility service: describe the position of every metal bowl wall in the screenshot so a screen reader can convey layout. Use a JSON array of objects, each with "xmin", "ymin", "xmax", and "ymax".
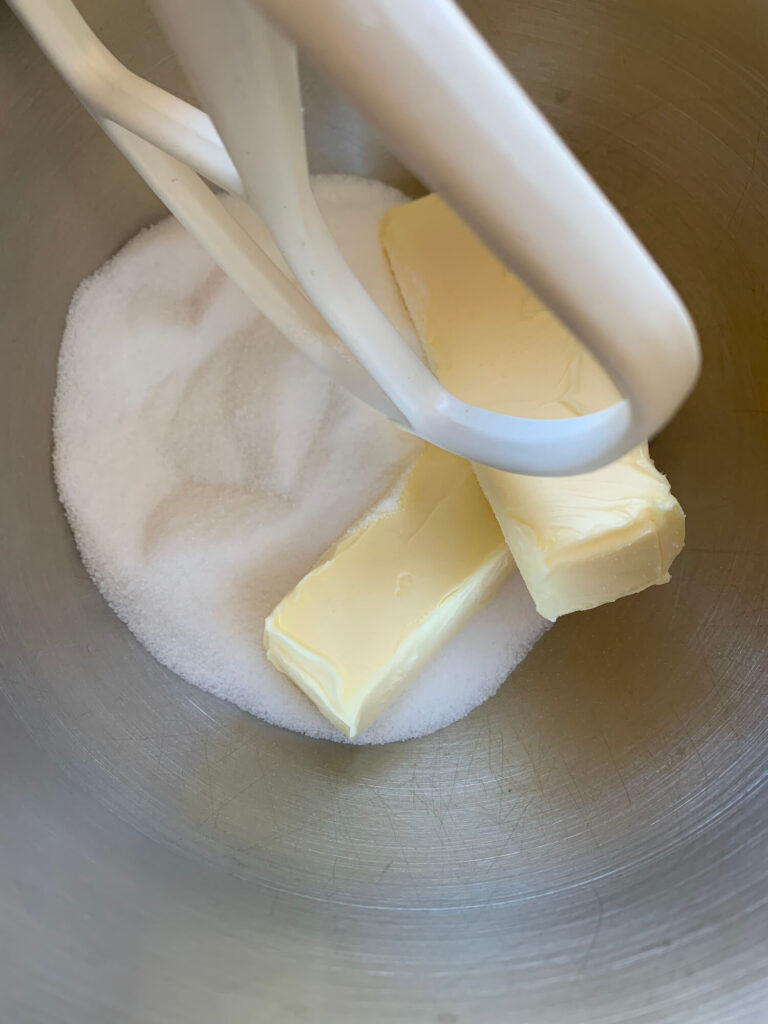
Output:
[{"xmin": 1, "ymin": 1, "xmax": 767, "ymax": 1021}]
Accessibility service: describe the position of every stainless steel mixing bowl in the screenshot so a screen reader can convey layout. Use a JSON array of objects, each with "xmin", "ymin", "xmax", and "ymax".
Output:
[{"xmin": 2, "ymin": 1, "xmax": 768, "ymax": 1021}]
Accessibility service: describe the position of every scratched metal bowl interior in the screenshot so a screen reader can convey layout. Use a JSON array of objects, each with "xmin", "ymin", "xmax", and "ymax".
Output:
[{"xmin": 2, "ymin": 1, "xmax": 768, "ymax": 1022}]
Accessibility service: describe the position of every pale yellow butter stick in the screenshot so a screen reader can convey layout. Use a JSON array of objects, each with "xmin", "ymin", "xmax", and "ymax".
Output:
[
  {"xmin": 381, "ymin": 194, "xmax": 685, "ymax": 621},
  {"xmin": 265, "ymin": 446, "xmax": 512, "ymax": 738}
]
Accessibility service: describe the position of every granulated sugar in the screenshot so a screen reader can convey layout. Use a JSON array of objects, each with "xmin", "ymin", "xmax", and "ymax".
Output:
[{"xmin": 54, "ymin": 174, "xmax": 548, "ymax": 744}]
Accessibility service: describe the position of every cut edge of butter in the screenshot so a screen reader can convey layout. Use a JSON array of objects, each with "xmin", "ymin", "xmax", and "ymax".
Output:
[
  {"xmin": 473, "ymin": 443, "xmax": 685, "ymax": 620},
  {"xmin": 490, "ymin": 485, "xmax": 685, "ymax": 621},
  {"xmin": 264, "ymin": 446, "xmax": 513, "ymax": 738}
]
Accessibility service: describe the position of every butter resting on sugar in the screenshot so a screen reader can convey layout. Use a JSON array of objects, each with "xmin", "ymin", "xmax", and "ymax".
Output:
[
  {"xmin": 265, "ymin": 445, "xmax": 512, "ymax": 738},
  {"xmin": 381, "ymin": 194, "xmax": 684, "ymax": 621}
]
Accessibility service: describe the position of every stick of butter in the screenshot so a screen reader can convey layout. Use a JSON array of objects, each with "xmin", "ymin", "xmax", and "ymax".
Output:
[
  {"xmin": 380, "ymin": 194, "xmax": 685, "ymax": 621},
  {"xmin": 264, "ymin": 446, "xmax": 512, "ymax": 738}
]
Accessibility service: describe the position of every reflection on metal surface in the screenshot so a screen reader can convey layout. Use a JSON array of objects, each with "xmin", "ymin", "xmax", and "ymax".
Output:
[{"xmin": 0, "ymin": 0, "xmax": 767, "ymax": 1021}]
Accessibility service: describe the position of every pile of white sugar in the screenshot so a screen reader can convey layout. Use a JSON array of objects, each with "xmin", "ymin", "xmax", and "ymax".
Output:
[{"xmin": 54, "ymin": 174, "xmax": 548, "ymax": 744}]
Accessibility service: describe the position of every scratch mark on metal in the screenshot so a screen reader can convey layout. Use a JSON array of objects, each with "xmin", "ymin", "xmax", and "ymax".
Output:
[
  {"xmin": 581, "ymin": 886, "xmax": 605, "ymax": 967},
  {"xmin": 719, "ymin": 103, "xmax": 768, "ymax": 244},
  {"xmin": 582, "ymin": 99, "xmax": 667, "ymax": 157},
  {"xmin": 602, "ymin": 735, "xmax": 633, "ymax": 808}
]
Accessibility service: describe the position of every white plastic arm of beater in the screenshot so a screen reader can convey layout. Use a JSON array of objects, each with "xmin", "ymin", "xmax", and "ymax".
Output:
[
  {"xmin": 8, "ymin": 0, "xmax": 404, "ymax": 421},
  {"xmin": 152, "ymin": 0, "xmax": 700, "ymax": 475},
  {"xmin": 8, "ymin": 0, "xmax": 242, "ymax": 193},
  {"xmin": 102, "ymin": 123, "xmax": 406, "ymax": 422}
]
